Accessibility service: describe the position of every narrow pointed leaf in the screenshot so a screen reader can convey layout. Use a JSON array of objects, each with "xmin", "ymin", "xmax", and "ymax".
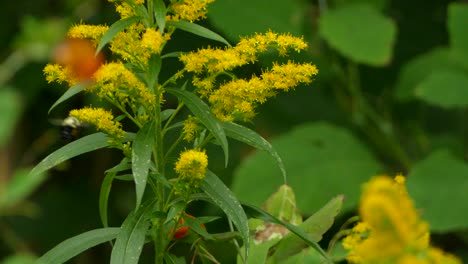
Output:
[
  {"xmin": 154, "ymin": 0, "xmax": 167, "ymax": 32},
  {"xmin": 110, "ymin": 200, "xmax": 156, "ymax": 264},
  {"xmin": 167, "ymin": 88, "xmax": 228, "ymax": 166},
  {"xmin": 200, "ymin": 171, "xmax": 249, "ymax": 259},
  {"xmin": 242, "ymin": 203, "xmax": 332, "ymax": 263},
  {"xmin": 29, "ymin": 133, "xmax": 110, "ymax": 179},
  {"xmin": 48, "ymin": 82, "xmax": 89, "ymax": 114},
  {"xmin": 0, "ymin": 168, "xmax": 46, "ymax": 209},
  {"xmin": 38, "ymin": 228, "xmax": 120, "ymax": 264},
  {"xmin": 132, "ymin": 121, "xmax": 155, "ymax": 207},
  {"xmin": 222, "ymin": 121, "xmax": 287, "ymax": 182},
  {"xmin": 99, "ymin": 171, "xmax": 117, "ymax": 227},
  {"xmin": 166, "ymin": 21, "xmax": 231, "ymax": 47},
  {"xmin": 147, "ymin": 54, "xmax": 161, "ymax": 89},
  {"xmin": 97, "ymin": 16, "xmax": 141, "ymax": 53}
]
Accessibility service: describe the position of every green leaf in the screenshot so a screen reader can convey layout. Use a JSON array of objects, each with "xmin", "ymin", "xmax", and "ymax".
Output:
[
  {"xmin": 200, "ymin": 171, "xmax": 249, "ymax": 259},
  {"xmin": 100, "ymin": 170, "xmax": 118, "ymax": 227},
  {"xmin": 97, "ymin": 16, "xmax": 141, "ymax": 53},
  {"xmin": 407, "ymin": 150, "xmax": 468, "ymax": 231},
  {"xmin": 111, "ymin": 200, "xmax": 156, "ymax": 264},
  {"xmin": 167, "ymin": 88, "xmax": 228, "ymax": 166},
  {"xmin": 147, "ymin": 54, "xmax": 161, "ymax": 89},
  {"xmin": 161, "ymin": 109, "xmax": 176, "ymax": 122},
  {"xmin": 1, "ymin": 254, "xmax": 36, "ymax": 264},
  {"xmin": 0, "ymin": 89, "xmax": 22, "ymax": 148},
  {"xmin": 38, "ymin": 228, "xmax": 120, "ymax": 264},
  {"xmin": 272, "ymin": 196, "xmax": 343, "ymax": 261},
  {"xmin": 164, "ymin": 254, "xmax": 186, "ymax": 264},
  {"xmin": 29, "ymin": 132, "xmax": 111, "ymax": 182},
  {"xmin": 263, "ymin": 185, "xmax": 302, "ymax": 226},
  {"xmin": 132, "ymin": 121, "xmax": 156, "ymax": 207},
  {"xmin": 222, "ymin": 121, "xmax": 286, "ymax": 183},
  {"xmin": 208, "ymin": 0, "xmax": 305, "ymax": 41},
  {"xmin": 448, "ymin": 3, "xmax": 468, "ymax": 54},
  {"xmin": 0, "ymin": 168, "xmax": 46, "ymax": 209},
  {"xmin": 232, "ymin": 122, "xmax": 381, "ymax": 214},
  {"xmin": 161, "ymin": 52, "xmax": 181, "ymax": 59},
  {"xmin": 166, "ymin": 21, "xmax": 231, "ymax": 47},
  {"xmin": 394, "ymin": 47, "xmax": 466, "ymax": 102},
  {"xmin": 183, "ymin": 215, "xmax": 214, "ymax": 240},
  {"xmin": 414, "ymin": 69, "xmax": 468, "ymax": 108},
  {"xmin": 48, "ymin": 82, "xmax": 88, "ymax": 114},
  {"xmin": 319, "ymin": 3, "xmax": 397, "ymax": 66},
  {"xmin": 242, "ymin": 203, "xmax": 332, "ymax": 263},
  {"xmin": 154, "ymin": 0, "xmax": 167, "ymax": 32}
]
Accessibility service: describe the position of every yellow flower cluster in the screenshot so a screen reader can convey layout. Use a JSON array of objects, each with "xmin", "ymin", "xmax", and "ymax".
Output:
[
  {"xmin": 68, "ymin": 24, "xmax": 109, "ymax": 43},
  {"xmin": 90, "ymin": 62, "xmax": 156, "ymax": 112},
  {"xmin": 343, "ymin": 175, "xmax": 461, "ymax": 264},
  {"xmin": 182, "ymin": 115, "xmax": 198, "ymax": 142},
  {"xmin": 168, "ymin": 0, "xmax": 215, "ymax": 22},
  {"xmin": 174, "ymin": 149, "xmax": 208, "ymax": 182},
  {"xmin": 69, "ymin": 107, "xmax": 125, "ymax": 139},
  {"xmin": 208, "ymin": 61, "xmax": 318, "ymax": 121},
  {"xmin": 110, "ymin": 23, "xmax": 170, "ymax": 65},
  {"xmin": 43, "ymin": 64, "xmax": 78, "ymax": 86},
  {"xmin": 179, "ymin": 31, "xmax": 309, "ymax": 74}
]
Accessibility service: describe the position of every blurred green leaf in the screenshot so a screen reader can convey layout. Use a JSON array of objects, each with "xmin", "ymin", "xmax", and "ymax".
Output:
[
  {"xmin": 319, "ymin": 3, "xmax": 396, "ymax": 66},
  {"xmin": 263, "ymin": 185, "xmax": 302, "ymax": 226},
  {"xmin": 97, "ymin": 16, "xmax": 141, "ymax": 53},
  {"xmin": 1, "ymin": 254, "xmax": 36, "ymax": 264},
  {"xmin": 0, "ymin": 89, "xmax": 21, "ymax": 148},
  {"xmin": 111, "ymin": 200, "xmax": 156, "ymax": 264},
  {"xmin": 164, "ymin": 254, "xmax": 186, "ymax": 264},
  {"xmin": 132, "ymin": 121, "xmax": 155, "ymax": 207},
  {"xmin": 166, "ymin": 21, "xmax": 231, "ymax": 47},
  {"xmin": 232, "ymin": 122, "xmax": 382, "ymax": 214},
  {"xmin": 222, "ymin": 121, "xmax": 286, "ymax": 182},
  {"xmin": 0, "ymin": 168, "xmax": 46, "ymax": 210},
  {"xmin": 239, "ymin": 237, "xmax": 280, "ymax": 264},
  {"xmin": 272, "ymin": 196, "xmax": 343, "ymax": 262},
  {"xmin": 334, "ymin": 0, "xmax": 388, "ymax": 11},
  {"xmin": 394, "ymin": 47, "xmax": 466, "ymax": 102},
  {"xmin": 167, "ymin": 88, "xmax": 229, "ymax": 166},
  {"xmin": 38, "ymin": 228, "xmax": 120, "ymax": 264},
  {"xmin": 407, "ymin": 150, "xmax": 468, "ymax": 232},
  {"xmin": 448, "ymin": 3, "xmax": 468, "ymax": 54},
  {"xmin": 208, "ymin": 0, "xmax": 305, "ymax": 41},
  {"xmin": 414, "ymin": 69, "xmax": 468, "ymax": 108},
  {"xmin": 154, "ymin": 0, "xmax": 167, "ymax": 32},
  {"xmin": 200, "ymin": 170, "xmax": 249, "ymax": 260},
  {"xmin": 48, "ymin": 82, "xmax": 88, "ymax": 114}
]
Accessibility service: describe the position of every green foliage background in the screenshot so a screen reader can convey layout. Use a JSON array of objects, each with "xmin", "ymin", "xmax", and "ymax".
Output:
[{"xmin": 0, "ymin": 0, "xmax": 467, "ymax": 263}]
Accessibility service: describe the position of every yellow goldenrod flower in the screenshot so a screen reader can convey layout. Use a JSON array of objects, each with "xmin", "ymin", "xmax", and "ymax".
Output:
[
  {"xmin": 90, "ymin": 62, "xmax": 156, "ymax": 111},
  {"xmin": 68, "ymin": 24, "xmax": 109, "ymax": 43},
  {"xmin": 343, "ymin": 175, "xmax": 461, "ymax": 264},
  {"xmin": 141, "ymin": 28, "xmax": 168, "ymax": 55},
  {"xmin": 182, "ymin": 115, "xmax": 198, "ymax": 142},
  {"xmin": 207, "ymin": 61, "xmax": 318, "ymax": 121},
  {"xmin": 174, "ymin": 149, "xmax": 208, "ymax": 182},
  {"xmin": 43, "ymin": 64, "xmax": 78, "ymax": 86},
  {"xmin": 115, "ymin": 2, "xmax": 135, "ymax": 19},
  {"xmin": 69, "ymin": 107, "xmax": 125, "ymax": 139},
  {"xmin": 169, "ymin": 0, "xmax": 215, "ymax": 22}
]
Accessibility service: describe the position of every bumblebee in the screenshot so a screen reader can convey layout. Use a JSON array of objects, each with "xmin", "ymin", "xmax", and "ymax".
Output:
[{"xmin": 60, "ymin": 116, "xmax": 82, "ymax": 140}]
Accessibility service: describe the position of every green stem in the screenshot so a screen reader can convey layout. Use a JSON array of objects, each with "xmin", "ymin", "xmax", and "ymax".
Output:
[
  {"xmin": 148, "ymin": 0, "xmax": 154, "ymax": 27},
  {"xmin": 162, "ymin": 102, "xmax": 184, "ymax": 133},
  {"xmin": 106, "ymin": 97, "xmax": 142, "ymax": 128}
]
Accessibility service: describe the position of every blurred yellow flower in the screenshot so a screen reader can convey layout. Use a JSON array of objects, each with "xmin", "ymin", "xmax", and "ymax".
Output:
[
  {"xmin": 343, "ymin": 175, "xmax": 461, "ymax": 264},
  {"xmin": 69, "ymin": 107, "xmax": 125, "ymax": 139}
]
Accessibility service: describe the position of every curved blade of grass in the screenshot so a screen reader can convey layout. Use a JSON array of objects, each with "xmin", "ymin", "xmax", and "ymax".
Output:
[
  {"xmin": 97, "ymin": 16, "xmax": 141, "ymax": 53},
  {"xmin": 200, "ymin": 171, "xmax": 249, "ymax": 260},
  {"xmin": 241, "ymin": 203, "xmax": 332, "ymax": 263},
  {"xmin": 166, "ymin": 21, "xmax": 231, "ymax": 47},
  {"xmin": 132, "ymin": 121, "xmax": 155, "ymax": 207},
  {"xmin": 38, "ymin": 228, "xmax": 120, "ymax": 264},
  {"xmin": 222, "ymin": 121, "xmax": 287, "ymax": 183},
  {"xmin": 110, "ymin": 200, "xmax": 156, "ymax": 264},
  {"xmin": 29, "ymin": 133, "xmax": 110, "ymax": 180},
  {"xmin": 166, "ymin": 88, "xmax": 228, "ymax": 166},
  {"xmin": 48, "ymin": 82, "xmax": 89, "ymax": 114}
]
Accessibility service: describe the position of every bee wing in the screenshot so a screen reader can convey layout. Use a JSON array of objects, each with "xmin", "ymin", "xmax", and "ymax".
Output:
[{"xmin": 49, "ymin": 118, "xmax": 64, "ymax": 126}]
